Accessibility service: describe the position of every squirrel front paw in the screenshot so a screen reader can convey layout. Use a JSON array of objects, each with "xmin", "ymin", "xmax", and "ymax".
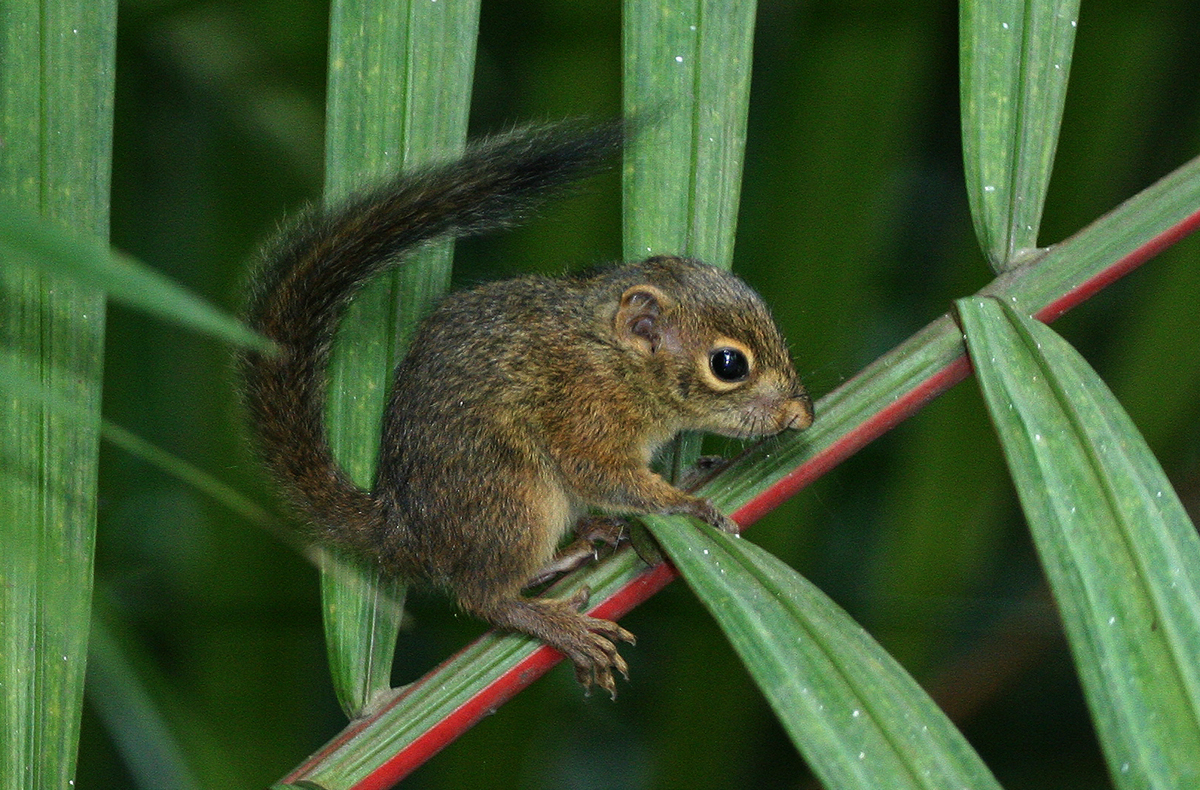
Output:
[{"xmin": 676, "ymin": 496, "xmax": 739, "ymax": 535}]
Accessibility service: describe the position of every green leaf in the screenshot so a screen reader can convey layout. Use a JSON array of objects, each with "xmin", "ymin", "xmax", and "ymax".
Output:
[
  {"xmin": 0, "ymin": 356, "xmax": 90, "ymax": 419},
  {"xmin": 0, "ymin": 1, "xmax": 115, "ymax": 788},
  {"xmin": 622, "ymin": 0, "xmax": 755, "ymax": 268},
  {"xmin": 319, "ymin": 0, "xmax": 480, "ymax": 719},
  {"xmin": 0, "ymin": 206, "xmax": 270, "ymax": 352},
  {"xmin": 958, "ymin": 296, "xmax": 1200, "ymax": 788},
  {"xmin": 645, "ymin": 517, "xmax": 1001, "ymax": 790},
  {"xmin": 961, "ymin": 0, "xmax": 1080, "ymax": 270}
]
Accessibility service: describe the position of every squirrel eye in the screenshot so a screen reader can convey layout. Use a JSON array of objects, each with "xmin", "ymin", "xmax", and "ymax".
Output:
[{"xmin": 709, "ymin": 347, "xmax": 750, "ymax": 383}]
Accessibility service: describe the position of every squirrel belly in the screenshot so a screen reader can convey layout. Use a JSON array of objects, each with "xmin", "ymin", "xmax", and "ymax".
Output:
[{"xmin": 238, "ymin": 122, "xmax": 813, "ymax": 697}]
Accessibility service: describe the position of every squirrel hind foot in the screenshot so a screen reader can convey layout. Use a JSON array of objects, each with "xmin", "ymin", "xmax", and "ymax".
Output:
[{"xmin": 464, "ymin": 588, "xmax": 635, "ymax": 699}]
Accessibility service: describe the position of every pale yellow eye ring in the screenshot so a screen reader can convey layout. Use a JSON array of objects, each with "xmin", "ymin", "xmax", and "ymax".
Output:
[{"xmin": 700, "ymin": 337, "xmax": 755, "ymax": 391}]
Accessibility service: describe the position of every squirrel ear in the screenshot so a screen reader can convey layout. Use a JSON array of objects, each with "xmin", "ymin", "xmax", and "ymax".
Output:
[{"xmin": 615, "ymin": 284, "xmax": 675, "ymax": 354}]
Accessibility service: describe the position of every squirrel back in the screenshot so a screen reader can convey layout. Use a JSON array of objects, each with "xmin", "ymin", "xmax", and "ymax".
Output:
[{"xmin": 239, "ymin": 121, "xmax": 625, "ymax": 554}]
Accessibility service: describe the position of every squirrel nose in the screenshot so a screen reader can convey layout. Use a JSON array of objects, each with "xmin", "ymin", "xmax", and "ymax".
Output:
[{"xmin": 784, "ymin": 391, "xmax": 814, "ymax": 431}]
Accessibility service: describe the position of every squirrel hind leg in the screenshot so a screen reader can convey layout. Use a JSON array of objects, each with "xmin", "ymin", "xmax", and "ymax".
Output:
[{"xmin": 462, "ymin": 588, "xmax": 635, "ymax": 698}]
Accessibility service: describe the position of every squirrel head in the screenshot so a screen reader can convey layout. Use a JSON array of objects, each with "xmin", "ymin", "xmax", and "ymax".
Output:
[{"xmin": 602, "ymin": 255, "xmax": 813, "ymax": 439}]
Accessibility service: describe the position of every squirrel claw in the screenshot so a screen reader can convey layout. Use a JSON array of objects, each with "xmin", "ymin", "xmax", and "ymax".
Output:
[
  {"xmin": 557, "ymin": 587, "xmax": 634, "ymax": 698},
  {"xmin": 469, "ymin": 591, "xmax": 634, "ymax": 699},
  {"xmin": 524, "ymin": 517, "xmax": 629, "ymax": 589},
  {"xmin": 569, "ymin": 618, "xmax": 635, "ymax": 699}
]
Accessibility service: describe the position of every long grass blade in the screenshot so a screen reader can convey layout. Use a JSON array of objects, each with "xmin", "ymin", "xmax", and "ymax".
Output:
[
  {"xmin": 646, "ymin": 516, "xmax": 1002, "ymax": 790},
  {"xmin": 0, "ymin": 207, "xmax": 268, "ymax": 352},
  {"xmin": 958, "ymin": 297, "xmax": 1200, "ymax": 788},
  {"xmin": 86, "ymin": 614, "xmax": 203, "ymax": 790},
  {"xmin": 0, "ymin": 1, "xmax": 116, "ymax": 788},
  {"xmin": 961, "ymin": 0, "xmax": 1080, "ymax": 270},
  {"xmin": 622, "ymin": 0, "xmax": 756, "ymax": 268},
  {"xmin": 319, "ymin": 0, "xmax": 480, "ymax": 719},
  {"xmin": 0, "ymin": 356, "xmax": 278, "ymax": 540}
]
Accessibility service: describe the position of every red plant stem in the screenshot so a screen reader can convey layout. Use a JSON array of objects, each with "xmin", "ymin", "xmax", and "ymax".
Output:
[
  {"xmin": 279, "ymin": 202, "xmax": 1200, "ymax": 790},
  {"xmin": 296, "ymin": 563, "xmax": 681, "ymax": 790},
  {"xmin": 734, "ymin": 354, "xmax": 973, "ymax": 528},
  {"xmin": 282, "ymin": 352, "xmax": 978, "ymax": 790},
  {"xmin": 1035, "ymin": 207, "xmax": 1200, "ymax": 323}
]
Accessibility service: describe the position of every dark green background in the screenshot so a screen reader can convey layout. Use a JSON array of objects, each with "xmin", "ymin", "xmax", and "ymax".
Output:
[{"xmin": 90, "ymin": 0, "xmax": 1200, "ymax": 787}]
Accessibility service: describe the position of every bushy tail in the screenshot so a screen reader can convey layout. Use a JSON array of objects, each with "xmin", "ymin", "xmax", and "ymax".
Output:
[{"xmin": 238, "ymin": 121, "xmax": 626, "ymax": 546}]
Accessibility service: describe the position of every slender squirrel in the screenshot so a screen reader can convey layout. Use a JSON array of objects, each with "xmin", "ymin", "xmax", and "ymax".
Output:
[{"xmin": 239, "ymin": 121, "xmax": 814, "ymax": 697}]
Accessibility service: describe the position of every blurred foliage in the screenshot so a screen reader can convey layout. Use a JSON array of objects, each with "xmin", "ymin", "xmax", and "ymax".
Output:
[{"xmin": 90, "ymin": 0, "xmax": 1200, "ymax": 788}]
